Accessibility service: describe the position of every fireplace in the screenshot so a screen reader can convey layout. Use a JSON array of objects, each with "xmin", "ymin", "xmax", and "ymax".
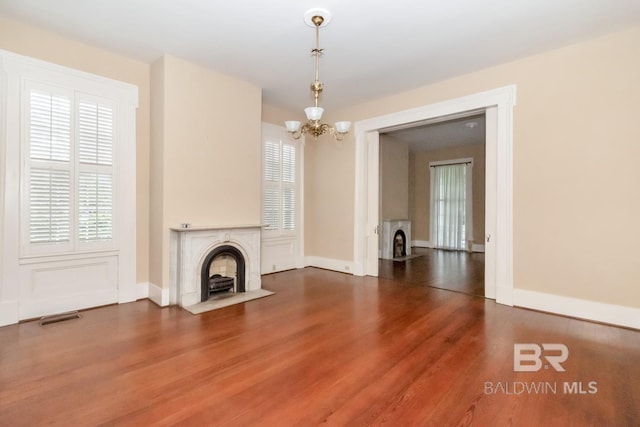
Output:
[
  {"xmin": 393, "ymin": 229, "xmax": 407, "ymax": 258},
  {"xmin": 381, "ymin": 219, "xmax": 411, "ymax": 260},
  {"xmin": 200, "ymin": 245, "xmax": 245, "ymax": 301},
  {"xmin": 169, "ymin": 225, "xmax": 262, "ymax": 307}
]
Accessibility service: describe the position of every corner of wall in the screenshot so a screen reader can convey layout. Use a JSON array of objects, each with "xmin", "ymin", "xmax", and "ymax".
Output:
[{"xmin": 148, "ymin": 282, "xmax": 170, "ymax": 307}]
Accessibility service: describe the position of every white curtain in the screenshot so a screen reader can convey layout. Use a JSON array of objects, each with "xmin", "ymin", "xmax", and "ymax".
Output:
[{"xmin": 432, "ymin": 163, "xmax": 468, "ymax": 250}]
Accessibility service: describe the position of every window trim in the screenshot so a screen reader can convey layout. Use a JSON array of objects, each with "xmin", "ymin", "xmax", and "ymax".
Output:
[{"xmin": 0, "ymin": 50, "xmax": 139, "ymax": 326}]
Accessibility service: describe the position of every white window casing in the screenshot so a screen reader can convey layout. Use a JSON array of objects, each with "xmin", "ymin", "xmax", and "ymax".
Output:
[
  {"xmin": 0, "ymin": 50, "xmax": 138, "ymax": 326},
  {"xmin": 260, "ymin": 123, "xmax": 304, "ymax": 274}
]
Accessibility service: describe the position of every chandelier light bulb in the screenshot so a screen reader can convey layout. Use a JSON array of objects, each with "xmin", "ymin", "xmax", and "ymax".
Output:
[
  {"xmin": 334, "ymin": 121, "xmax": 351, "ymax": 133},
  {"xmin": 285, "ymin": 121, "xmax": 302, "ymax": 132},
  {"xmin": 305, "ymin": 107, "xmax": 324, "ymax": 121}
]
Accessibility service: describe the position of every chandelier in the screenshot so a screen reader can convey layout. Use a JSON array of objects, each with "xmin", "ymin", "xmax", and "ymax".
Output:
[{"xmin": 285, "ymin": 9, "xmax": 350, "ymax": 141}]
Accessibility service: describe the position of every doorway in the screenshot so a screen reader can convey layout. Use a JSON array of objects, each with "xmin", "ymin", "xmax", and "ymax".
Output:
[
  {"xmin": 352, "ymin": 85, "xmax": 516, "ymax": 305},
  {"xmin": 378, "ymin": 113, "xmax": 486, "ymax": 297}
]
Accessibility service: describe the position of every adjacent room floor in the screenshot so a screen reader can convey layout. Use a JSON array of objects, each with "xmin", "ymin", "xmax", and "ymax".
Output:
[
  {"xmin": 0, "ymin": 268, "xmax": 638, "ymax": 425},
  {"xmin": 379, "ymin": 247, "xmax": 485, "ymax": 297}
]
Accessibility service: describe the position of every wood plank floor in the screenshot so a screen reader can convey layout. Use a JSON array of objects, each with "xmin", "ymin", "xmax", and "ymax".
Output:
[
  {"xmin": 1, "ymin": 267, "xmax": 639, "ymax": 426},
  {"xmin": 379, "ymin": 248, "xmax": 485, "ymax": 297}
]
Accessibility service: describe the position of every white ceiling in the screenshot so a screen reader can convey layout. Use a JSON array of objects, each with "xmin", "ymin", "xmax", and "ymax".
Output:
[
  {"xmin": 385, "ymin": 113, "xmax": 486, "ymax": 151},
  {"xmin": 1, "ymin": 0, "xmax": 639, "ymax": 112}
]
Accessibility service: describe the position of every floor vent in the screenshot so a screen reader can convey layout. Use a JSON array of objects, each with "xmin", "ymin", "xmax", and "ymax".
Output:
[{"xmin": 39, "ymin": 311, "xmax": 81, "ymax": 326}]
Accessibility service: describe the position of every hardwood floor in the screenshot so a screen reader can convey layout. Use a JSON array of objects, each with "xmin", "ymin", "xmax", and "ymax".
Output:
[
  {"xmin": 379, "ymin": 247, "xmax": 485, "ymax": 297},
  {"xmin": 1, "ymin": 268, "xmax": 639, "ymax": 426}
]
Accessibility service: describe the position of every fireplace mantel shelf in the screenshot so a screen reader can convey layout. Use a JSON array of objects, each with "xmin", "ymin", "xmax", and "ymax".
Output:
[{"xmin": 170, "ymin": 224, "xmax": 264, "ymax": 232}]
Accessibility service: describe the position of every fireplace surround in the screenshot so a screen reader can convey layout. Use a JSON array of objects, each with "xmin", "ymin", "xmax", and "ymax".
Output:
[
  {"xmin": 381, "ymin": 219, "xmax": 411, "ymax": 260},
  {"xmin": 169, "ymin": 225, "xmax": 261, "ymax": 308}
]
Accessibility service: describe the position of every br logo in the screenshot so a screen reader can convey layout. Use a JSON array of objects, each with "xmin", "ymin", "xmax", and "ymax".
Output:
[{"xmin": 513, "ymin": 343, "xmax": 569, "ymax": 372}]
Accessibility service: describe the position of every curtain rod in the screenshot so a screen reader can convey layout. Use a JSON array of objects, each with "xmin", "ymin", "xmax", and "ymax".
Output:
[{"xmin": 429, "ymin": 159, "xmax": 473, "ymax": 167}]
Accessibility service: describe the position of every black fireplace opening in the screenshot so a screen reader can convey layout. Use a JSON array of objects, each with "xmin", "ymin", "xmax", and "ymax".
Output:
[
  {"xmin": 393, "ymin": 230, "xmax": 407, "ymax": 258},
  {"xmin": 200, "ymin": 245, "xmax": 246, "ymax": 302}
]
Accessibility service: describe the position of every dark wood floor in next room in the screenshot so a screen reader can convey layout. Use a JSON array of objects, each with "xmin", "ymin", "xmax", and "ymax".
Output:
[{"xmin": 0, "ymin": 266, "xmax": 638, "ymax": 426}]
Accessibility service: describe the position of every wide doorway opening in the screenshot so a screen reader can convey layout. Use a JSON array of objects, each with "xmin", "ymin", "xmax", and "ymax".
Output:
[
  {"xmin": 378, "ymin": 113, "xmax": 486, "ymax": 297},
  {"xmin": 353, "ymin": 85, "xmax": 516, "ymax": 305}
]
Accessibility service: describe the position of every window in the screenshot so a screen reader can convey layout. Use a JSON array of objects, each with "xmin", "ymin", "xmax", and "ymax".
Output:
[
  {"xmin": 1, "ymin": 50, "xmax": 138, "ymax": 325},
  {"xmin": 23, "ymin": 84, "xmax": 115, "ymax": 255},
  {"xmin": 430, "ymin": 159, "xmax": 473, "ymax": 251},
  {"xmin": 263, "ymin": 138, "xmax": 297, "ymax": 234}
]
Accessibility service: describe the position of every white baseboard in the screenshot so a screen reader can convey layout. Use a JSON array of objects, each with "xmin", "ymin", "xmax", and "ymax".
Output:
[
  {"xmin": 411, "ymin": 241, "xmax": 484, "ymax": 253},
  {"xmin": 513, "ymin": 289, "xmax": 640, "ymax": 330},
  {"xmin": 136, "ymin": 282, "xmax": 149, "ymax": 300},
  {"xmin": 0, "ymin": 300, "xmax": 18, "ymax": 327},
  {"xmin": 412, "ymin": 240, "xmax": 431, "ymax": 248},
  {"xmin": 304, "ymin": 256, "xmax": 355, "ymax": 275},
  {"xmin": 148, "ymin": 282, "xmax": 170, "ymax": 307}
]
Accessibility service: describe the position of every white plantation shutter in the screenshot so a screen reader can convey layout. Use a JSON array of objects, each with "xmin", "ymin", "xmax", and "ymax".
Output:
[
  {"xmin": 282, "ymin": 187, "xmax": 295, "ymax": 230},
  {"xmin": 77, "ymin": 98, "xmax": 114, "ymax": 243},
  {"xmin": 28, "ymin": 89, "xmax": 72, "ymax": 245},
  {"xmin": 29, "ymin": 168, "xmax": 71, "ymax": 243},
  {"xmin": 281, "ymin": 144, "xmax": 296, "ymax": 230},
  {"xmin": 263, "ymin": 141, "xmax": 280, "ymax": 230},
  {"xmin": 262, "ymin": 139, "xmax": 297, "ymax": 234},
  {"xmin": 29, "ymin": 90, "xmax": 71, "ymax": 162},
  {"xmin": 263, "ymin": 188, "xmax": 279, "ymax": 231},
  {"xmin": 23, "ymin": 85, "xmax": 116, "ymax": 253},
  {"xmin": 282, "ymin": 145, "xmax": 295, "ymax": 183},
  {"xmin": 78, "ymin": 172, "xmax": 113, "ymax": 241},
  {"xmin": 78, "ymin": 102, "xmax": 113, "ymax": 165}
]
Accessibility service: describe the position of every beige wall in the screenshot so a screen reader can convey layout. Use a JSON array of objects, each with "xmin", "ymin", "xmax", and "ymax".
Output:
[
  {"xmin": 150, "ymin": 55, "xmax": 262, "ymax": 288},
  {"xmin": 307, "ymin": 25, "xmax": 640, "ymax": 308},
  {"xmin": 303, "ymin": 116, "xmax": 355, "ymax": 260},
  {"xmin": 379, "ymin": 135, "xmax": 409, "ymax": 221},
  {"xmin": 409, "ymin": 144, "xmax": 485, "ymax": 245},
  {"xmin": 0, "ymin": 15, "xmax": 151, "ymax": 284},
  {"xmin": 262, "ymin": 103, "xmax": 296, "ymax": 126}
]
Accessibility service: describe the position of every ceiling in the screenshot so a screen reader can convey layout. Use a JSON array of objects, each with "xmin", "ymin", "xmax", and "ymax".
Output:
[
  {"xmin": 1, "ymin": 0, "xmax": 639, "ymax": 112},
  {"xmin": 385, "ymin": 114, "xmax": 486, "ymax": 151}
]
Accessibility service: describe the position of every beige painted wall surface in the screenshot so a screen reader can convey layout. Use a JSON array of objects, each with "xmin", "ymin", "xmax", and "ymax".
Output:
[
  {"xmin": 380, "ymin": 135, "xmax": 409, "ymax": 221},
  {"xmin": 303, "ymin": 116, "xmax": 355, "ymax": 260},
  {"xmin": 262, "ymin": 103, "xmax": 297, "ymax": 127},
  {"xmin": 0, "ymin": 15, "xmax": 151, "ymax": 284},
  {"xmin": 151, "ymin": 55, "xmax": 262, "ymax": 288},
  {"xmin": 149, "ymin": 58, "xmax": 165, "ymax": 289},
  {"xmin": 409, "ymin": 144, "xmax": 485, "ymax": 245},
  {"xmin": 308, "ymin": 25, "xmax": 640, "ymax": 308}
]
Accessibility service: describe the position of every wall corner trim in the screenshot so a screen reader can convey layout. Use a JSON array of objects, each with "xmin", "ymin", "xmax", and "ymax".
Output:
[{"xmin": 148, "ymin": 282, "xmax": 170, "ymax": 307}]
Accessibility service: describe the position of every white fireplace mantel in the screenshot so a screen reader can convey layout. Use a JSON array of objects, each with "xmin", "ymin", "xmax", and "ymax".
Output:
[
  {"xmin": 169, "ymin": 225, "xmax": 262, "ymax": 307},
  {"xmin": 381, "ymin": 219, "xmax": 411, "ymax": 260}
]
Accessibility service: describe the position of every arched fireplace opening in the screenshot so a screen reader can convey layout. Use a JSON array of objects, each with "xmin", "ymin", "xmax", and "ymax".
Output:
[
  {"xmin": 393, "ymin": 230, "xmax": 407, "ymax": 258},
  {"xmin": 200, "ymin": 245, "xmax": 245, "ymax": 302}
]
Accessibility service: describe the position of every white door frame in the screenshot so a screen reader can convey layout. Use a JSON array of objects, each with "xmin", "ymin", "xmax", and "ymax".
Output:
[{"xmin": 353, "ymin": 85, "xmax": 516, "ymax": 306}]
